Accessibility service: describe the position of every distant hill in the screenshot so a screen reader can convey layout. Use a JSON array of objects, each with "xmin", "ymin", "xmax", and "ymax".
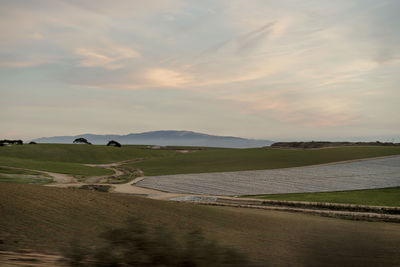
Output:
[
  {"xmin": 32, "ymin": 130, "xmax": 273, "ymax": 148},
  {"xmin": 271, "ymin": 141, "xmax": 400, "ymax": 149}
]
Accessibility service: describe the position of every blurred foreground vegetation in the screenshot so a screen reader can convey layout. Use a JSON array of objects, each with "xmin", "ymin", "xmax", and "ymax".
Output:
[{"xmin": 63, "ymin": 218, "xmax": 251, "ymax": 267}]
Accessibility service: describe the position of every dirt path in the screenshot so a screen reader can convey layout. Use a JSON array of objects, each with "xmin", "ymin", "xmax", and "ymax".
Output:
[
  {"xmin": 83, "ymin": 159, "xmax": 142, "ymax": 183},
  {"xmin": 3, "ymin": 155, "xmax": 400, "ymax": 222},
  {"xmin": 38, "ymin": 160, "xmax": 178, "ymax": 199},
  {"xmin": 5, "ymin": 154, "xmax": 400, "ymax": 199},
  {"xmin": 44, "ymin": 172, "xmax": 77, "ymax": 183},
  {"xmin": 108, "ymin": 176, "xmax": 186, "ymax": 199},
  {"xmin": 83, "ymin": 163, "xmax": 124, "ymax": 183}
]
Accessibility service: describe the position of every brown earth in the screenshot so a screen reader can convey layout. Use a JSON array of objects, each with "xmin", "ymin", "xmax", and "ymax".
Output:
[{"xmin": 1, "ymin": 183, "xmax": 400, "ymax": 266}]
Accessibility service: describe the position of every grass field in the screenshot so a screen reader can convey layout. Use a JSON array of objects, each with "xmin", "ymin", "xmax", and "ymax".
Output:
[
  {"xmin": 0, "ymin": 144, "xmax": 176, "ymax": 164},
  {"xmin": 0, "ymin": 166, "xmax": 45, "ymax": 175},
  {"xmin": 1, "ymin": 144, "xmax": 400, "ymax": 178},
  {"xmin": 130, "ymin": 146, "xmax": 400, "ymax": 176},
  {"xmin": 1, "ymin": 183, "xmax": 400, "ymax": 266},
  {"xmin": 0, "ymin": 156, "xmax": 114, "ymax": 176},
  {"xmin": 0, "ymin": 174, "xmax": 53, "ymax": 185},
  {"xmin": 0, "ymin": 144, "xmax": 177, "ymax": 176},
  {"xmin": 0, "ymin": 166, "xmax": 53, "ymax": 184},
  {"xmin": 244, "ymin": 187, "xmax": 400, "ymax": 207}
]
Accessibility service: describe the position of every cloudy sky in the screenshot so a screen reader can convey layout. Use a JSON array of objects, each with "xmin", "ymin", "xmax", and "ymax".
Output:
[{"xmin": 1, "ymin": 0, "xmax": 399, "ymax": 141}]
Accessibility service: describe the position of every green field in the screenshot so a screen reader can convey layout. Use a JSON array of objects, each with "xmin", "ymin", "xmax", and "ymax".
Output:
[
  {"xmin": 0, "ymin": 166, "xmax": 53, "ymax": 184},
  {"xmin": 129, "ymin": 146, "xmax": 400, "ymax": 176},
  {"xmin": 0, "ymin": 156, "xmax": 114, "ymax": 176},
  {"xmin": 0, "ymin": 175, "xmax": 53, "ymax": 185},
  {"xmin": 0, "ymin": 166, "xmax": 45, "ymax": 175},
  {"xmin": 244, "ymin": 187, "xmax": 400, "ymax": 207},
  {"xmin": 1, "ymin": 183, "xmax": 400, "ymax": 266},
  {"xmin": 0, "ymin": 144, "xmax": 176, "ymax": 164},
  {"xmin": 0, "ymin": 144, "xmax": 177, "ymax": 177},
  {"xmin": 1, "ymin": 144, "xmax": 400, "ymax": 178}
]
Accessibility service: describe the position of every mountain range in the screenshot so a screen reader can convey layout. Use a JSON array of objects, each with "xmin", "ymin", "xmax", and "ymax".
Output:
[{"xmin": 32, "ymin": 130, "xmax": 273, "ymax": 148}]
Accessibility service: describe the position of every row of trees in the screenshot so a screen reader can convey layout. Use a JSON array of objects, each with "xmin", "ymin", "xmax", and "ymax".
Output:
[
  {"xmin": 1, "ymin": 138, "xmax": 120, "ymax": 147},
  {"xmin": 73, "ymin": 138, "xmax": 121, "ymax": 147},
  {"xmin": 0, "ymin": 139, "xmax": 23, "ymax": 146}
]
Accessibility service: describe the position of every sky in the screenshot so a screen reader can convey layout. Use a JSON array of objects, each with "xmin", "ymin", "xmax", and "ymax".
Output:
[{"xmin": 0, "ymin": 0, "xmax": 399, "ymax": 141}]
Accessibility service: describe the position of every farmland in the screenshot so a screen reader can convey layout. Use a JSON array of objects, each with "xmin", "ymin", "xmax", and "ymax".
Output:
[
  {"xmin": 1, "ymin": 183, "xmax": 400, "ymax": 266},
  {"xmin": 1, "ymin": 144, "xmax": 400, "ymax": 199},
  {"xmin": 1, "ymin": 144, "xmax": 400, "ymax": 178},
  {"xmin": 244, "ymin": 187, "xmax": 400, "ymax": 207},
  {"xmin": 0, "ymin": 166, "xmax": 52, "ymax": 185},
  {"xmin": 0, "ymin": 156, "xmax": 114, "ymax": 177},
  {"xmin": 0, "ymin": 143, "xmax": 178, "ymax": 164},
  {"xmin": 0, "ymin": 144, "xmax": 176, "ymax": 177},
  {"xmin": 1, "ymin": 144, "xmax": 400, "ymax": 265},
  {"xmin": 130, "ymin": 146, "xmax": 400, "ymax": 176},
  {"xmin": 136, "ymin": 155, "xmax": 400, "ymax": 195}
]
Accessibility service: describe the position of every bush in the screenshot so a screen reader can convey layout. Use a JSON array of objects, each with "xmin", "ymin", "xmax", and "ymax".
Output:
[
  {"xmin": 62, "ymin": 218, "xmax": 251, "ymax": 266},
  {"xmin": 73, "ymin": 138, "xmax": 91, "ymax": 145},
  {"xmin": 106, "ymin": 140, "xmax": 122, "ymax": 147}
]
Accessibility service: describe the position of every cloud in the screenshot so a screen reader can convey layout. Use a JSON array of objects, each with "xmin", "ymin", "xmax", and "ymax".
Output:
[
  {"xmin": 30, "ymin": 33, "xmax": 44, "ymax": 40},
  {"xmin": 236, "ymin": 17, "xmax": 293, "ymax": 53},
  {"xmin": 75, "ymin": 44, "xmax": 140, "ymax": 69},
  {"xmin": 75, "ymin": 48, "xmax": 118, "ymax": 69},
  {"xmin": 0, "ymin": 60, "xmax": 46, "ymax": 68},
  {"xmin": 219, "ymin": 90, "xmax": 359, "ymax": 127},
  {"xmin": 236, "ymin": 22, "xmax": 275, "ymax": 53},
  {"xmin": 144, "ymin": 68, "xmax": 193, "ymax": 88},
  {"xmin": 201, "ymin": 16, "xmax": 293, "ymax": 57},
  {"xmin": 1, "ymin": 0, "xmax": 399, "ymax": 138},
  {"xmin": 60, "ymin": 0, "xmax": 183, "ymax": 18}
]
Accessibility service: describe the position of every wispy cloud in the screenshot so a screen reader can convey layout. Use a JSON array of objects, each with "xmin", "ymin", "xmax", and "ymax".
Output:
[
  {"xmin": 75, "ymin": 44, "xmax": 139, "ymax": 69},
  {"xmin": 144, "ymin": 68, "xmax": 192, "ymax": 88},
  {"xmin": 0, "ymin": 60, "xmax": 45, "ymax": 68},
  {"xmin": 219, "ymin": 89, "xmax": 360, "ymax": 127},
  {"xmin": 1, "ymin": 0, "xmax": 399, "ymax": 139}
]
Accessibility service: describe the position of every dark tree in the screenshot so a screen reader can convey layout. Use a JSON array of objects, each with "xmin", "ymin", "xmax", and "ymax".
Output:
[
  {"xmin": 29, "ymin": 141, "xmax": 37, "ymax": 144},
  {"xmin": 107, "ymin": 140, "xmax": 121, "ymax": 147},
  {"xmin": 73, "ymin": 138, "xmax": 91, "ymax": 145},
  {"xmin": 0, "ymin": 139, "xmax": 23, "ymax": 145}
]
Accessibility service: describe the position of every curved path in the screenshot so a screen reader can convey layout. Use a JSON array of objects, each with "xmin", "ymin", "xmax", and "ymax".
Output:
[
  {"xmin": 4, "ymin": 155, "xmax": 400, "ymax": 200},
  {"xmin": 83, "ymin": 163, "xmax": 124, "ymax": 183},
  {"xmin": 136, "ymin": 155, "xmax": 400, "ymax": 196},
  {"xmin": 39, "ymin": 160, "xmax": 178, "ymax": 199}
]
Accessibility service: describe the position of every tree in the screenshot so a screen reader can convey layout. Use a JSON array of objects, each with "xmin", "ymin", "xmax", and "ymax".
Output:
[
  {"xmin": 0, "ymin": 139, "xmax": 23, "ymax": 145},
  {"xmin": 107, "ymin": 140, "xmax": 121, "ymax": 147},
  {"xmin": 73, "ymin": 138, "xmax": 91, "ymax": 145}
]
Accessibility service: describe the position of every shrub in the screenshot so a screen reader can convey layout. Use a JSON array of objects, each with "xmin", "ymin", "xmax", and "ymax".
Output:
[
  {"xmin": 106, "ymin": 140, "xmax": 122, "ymax": 147},
  {"xmin": 62, "ymin": 217, "xmax": 251, "ymax": 266},
  {"xmin": 73, "ymin": 138, "xmax": 91, "ymax": 145}
]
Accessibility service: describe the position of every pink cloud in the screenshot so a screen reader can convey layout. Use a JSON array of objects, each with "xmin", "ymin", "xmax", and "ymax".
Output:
[
  {"xmin": 0, "ymin": 60, "xmax": 45, "ymax": 68},
  {"xmin": 219, "ymin": 92, "xmax": 359, "ymax": 127}
]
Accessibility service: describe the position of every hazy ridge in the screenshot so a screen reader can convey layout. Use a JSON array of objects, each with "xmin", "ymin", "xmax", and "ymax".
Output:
[{"xmin": 33, "ymin": 130, "xmax": 273, "ymax": 148}]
